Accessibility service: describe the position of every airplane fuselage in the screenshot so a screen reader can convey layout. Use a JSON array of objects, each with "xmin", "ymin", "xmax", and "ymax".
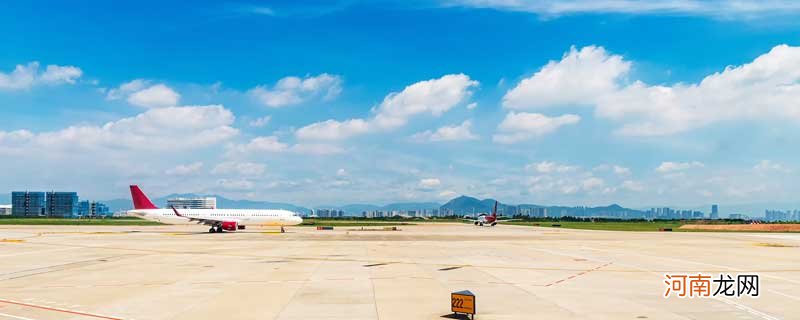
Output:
[{"xmin": 128, "ymin": 208, "xmax": 303, "ymax": 226}]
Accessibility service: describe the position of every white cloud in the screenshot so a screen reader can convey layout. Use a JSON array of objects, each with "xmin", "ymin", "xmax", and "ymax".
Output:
[
  {"xmin": 226, "ymin": 137, "xmax": 343, "ymax": 156},
  {"xmin": 217, "ymin": 178, "xmax": 254, "ymax": 190},
  {"xmin": 0, "ymin": 61, "xmax": 82, "ymax": 90},
  {"xmin": 290, "ymin": 143, "xmax": 344, "ymax": 155},
  {"xmin": 581, "ymin": 177, "xmax": 605, "ymax": 190},
  {"xmin": 526, "ymin": 161, "xmax": 577, "ymax": 173},
  {"xmin": 620, "ymin": 180, "xmax": 644, "ymax": 192},
  {"xmin": 0, "ymin": 105, "xmax": 237, "ymax": 152},
  {"xmin": 336, "ymin": 168, "xmax": 348, "ymax": 176},
  {"xmin": 248, "ymin": 116, "xmax": 271, "ymax": 128},
  {"xmin": 439, "ymin": 190, "xmax": 458, "ymax": 198},
  {"xmin": 442, "ymin": 0, "xmax": 800, "ymax": 19},
  {"xmin": 493, "ymin": 112, "xmax": 580, "ymax": 143},
  {"xmin": 229, "ymin": 136, "xmax": 288, "ymax": 154},
  {"xmin": 418, "ymin": 178, "xmax": 442, "ymax": 190},
  {"xmin": 106, "ymin": 79, "xmax": 149, "ymax": 100},
  {"xmin": 503, "ymin": 46, "xmax": 630, "ymax": 109},
  {"xmin": 753, "ymin": 160, "xmax": 790, "ymax": 173},
  {"xmin": 505, "ymin": 44, "xmax": 800, "ymax": 136},
  {"xmin": 295, "ymin": 119, "xmax": 370, "ymax": 140},
  {"xmin": 612, "ymin": 165, "xmax": 631, "ymax": 176},
  {"xmin": 211, "ymin": 162, "xmax": 266, "ymax": 176},
  {"xmin": 127, "ymin": 84, "xmax": 181, "ymax": 108},
  {"xmin": 372, "ymin": 74, "xmax": 479, "ymax": 129},
  {"xmin": 249, "ymin": 73, "xmax": 342, "ymax": 107},
  {"xmin": 297, "ymin": 74, "xmax": 478, "ymax": 140},
  {"xmin": 656, "ymin": 161, "xmax": 704, "ymax": 173},
  {"xmin": 411, "ymin": 120, "xmax": 478, "ymax": 142},
  {"xmin": 466, "ymin": 102, "xmax": 478, "ymax": 110},
  {"xmin": 165, "ymin": 162, "xmax": 204, "ymax": 176}
]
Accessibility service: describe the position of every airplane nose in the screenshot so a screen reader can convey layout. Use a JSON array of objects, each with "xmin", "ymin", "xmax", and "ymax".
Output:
[{"xmin": 293, "ymin": 216, "xmax": 303, "ymax": 225}]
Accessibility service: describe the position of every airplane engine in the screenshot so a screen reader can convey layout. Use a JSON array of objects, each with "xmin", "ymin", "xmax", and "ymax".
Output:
[
  {"xmin": 221, "ymin": 221, "xmax": 238, "ymax": 231},
  {"xmin": 491, "ymin": 222, "xmax": 497, "ymax": 226}
]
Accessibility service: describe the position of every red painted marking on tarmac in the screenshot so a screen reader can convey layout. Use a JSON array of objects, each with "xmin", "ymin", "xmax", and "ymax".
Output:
[
  {"xmin": 542, "ymin": 262, "xmax": 614, "ymax": 287},
  {"xmin": 0, "ymin": 299, "xmax": 122, "ymax": 320}
]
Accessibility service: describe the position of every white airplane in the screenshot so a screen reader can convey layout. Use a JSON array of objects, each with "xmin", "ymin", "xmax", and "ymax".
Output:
[{"xmin": 127, "ymin": 185, "xmax": 303, "ymax": 233}]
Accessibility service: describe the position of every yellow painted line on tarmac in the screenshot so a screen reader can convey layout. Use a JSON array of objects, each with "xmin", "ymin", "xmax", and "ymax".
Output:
[
  {"xmin": 755, "ymin": 243, "xmax": 796, "ymax": 248},
  {"xmin": 0, "ymin": 239, "xmax": 24, "ymax": 243}
]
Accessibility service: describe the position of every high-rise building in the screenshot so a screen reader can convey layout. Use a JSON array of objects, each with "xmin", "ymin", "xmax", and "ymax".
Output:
[
  {"xmin": 167, "ymin": 197, "xmax": 216, "ymax": 209},
  {"xmin": 711, "ymin": 204, "xmax": 719, "ymax": 219},
  {"xmin": 11, "ymin": 191, "xmax": 46, "ymax": 216},
  {"xmin": 46, "ymin": 192, "xmax": 79, "ymax": 217},
  {"xmin": 77, "ymin": 201, "xmax": 111, "ymax": 217}
]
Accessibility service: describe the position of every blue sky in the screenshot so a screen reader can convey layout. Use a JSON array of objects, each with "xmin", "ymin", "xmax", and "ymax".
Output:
[{"xmin": 2, "ymin": 1, "xmax": 800, "ymax": 208}]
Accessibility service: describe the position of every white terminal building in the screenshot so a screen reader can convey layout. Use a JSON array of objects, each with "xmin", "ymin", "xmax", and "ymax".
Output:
[
  {"xmin": 0, "ymin": 205, "xmax": 11, "ymax": 215},
  {"xmin": 166, "ymin": 197, "xmax": 217, "ymax": 209}
]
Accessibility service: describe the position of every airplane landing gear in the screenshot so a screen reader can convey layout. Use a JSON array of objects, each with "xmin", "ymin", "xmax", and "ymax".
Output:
[
  {"xmin": 209, "ymin": 227, "xmax": 216, "ymax": 233},
  {"xmin": 281, "ymin": 226, "xmax": 286, "ymax": 233}
]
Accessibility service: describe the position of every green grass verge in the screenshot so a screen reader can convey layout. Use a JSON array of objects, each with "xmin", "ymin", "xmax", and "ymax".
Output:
[
  {"xmin": 503, "ymin": 221, "xmax": 685, "ymax": 232},
  {"xmin": 0, "ymin": 217, "xmax": 163, "ymax": 226}
]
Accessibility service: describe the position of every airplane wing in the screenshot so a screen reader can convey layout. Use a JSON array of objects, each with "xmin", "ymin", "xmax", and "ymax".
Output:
[{"xmin": 171, "ymin": 206, "xmax": 239, "ymax": 225}]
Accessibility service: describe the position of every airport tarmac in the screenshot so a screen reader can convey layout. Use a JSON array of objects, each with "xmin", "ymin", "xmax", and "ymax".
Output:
[{"xmin": 0, "ymin": 223, "xmax": 798, "ymax": 320}]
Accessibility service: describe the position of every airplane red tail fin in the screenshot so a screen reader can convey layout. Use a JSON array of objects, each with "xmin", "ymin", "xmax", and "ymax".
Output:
[{"xmin": 130, "ymin": 185, "xmax": 158, "ymax": 209}]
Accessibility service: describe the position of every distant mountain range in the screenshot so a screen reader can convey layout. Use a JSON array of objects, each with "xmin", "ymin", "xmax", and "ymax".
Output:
[{"xmin": 2, "ymin": 192, "xmax": 795, "ymax": 218}]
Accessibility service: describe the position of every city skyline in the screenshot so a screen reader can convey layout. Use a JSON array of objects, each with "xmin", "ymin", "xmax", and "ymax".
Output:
[{"xmin": 3, "ymin": 1, "xmax": 800, "ymax": 206}]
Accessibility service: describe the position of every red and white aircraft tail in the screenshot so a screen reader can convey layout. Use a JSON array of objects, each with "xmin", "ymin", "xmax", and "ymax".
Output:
[{"xmin": 464, "ymin": 200, "xmax": 517, "ymax": 227}]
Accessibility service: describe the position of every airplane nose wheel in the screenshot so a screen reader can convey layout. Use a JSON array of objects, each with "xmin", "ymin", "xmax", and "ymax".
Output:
[
  {"xmin": 281, "ymin": 226, "xmax": 285, "ymax": 233},
  {"xmin": 209, "ymin": 227, "xmax": 216, "ymax": 233}
]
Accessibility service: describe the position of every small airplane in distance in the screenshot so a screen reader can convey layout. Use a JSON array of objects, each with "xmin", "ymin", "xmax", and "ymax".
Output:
[
  {"xmin": 127, "ymin": 185, "xmax": 303, "ymax": 233},
  {"xmin": 464, "ymin": 201, "xmax": 517, "ymax": 227}
]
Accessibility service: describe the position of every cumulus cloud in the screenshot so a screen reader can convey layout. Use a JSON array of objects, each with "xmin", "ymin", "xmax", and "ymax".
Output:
[
  {"xmin": 418, "ymin": 178, "xmax": 442, "ymax": 190},
  {"xmin": 442, "ymin": 0, "xmax": 800, "ymax": 19},
  {"xmin": 106, "ymin": 79, "xmax": 149, "ymax": 100},
  {"xmin": 753, "ymin": 160, "xmax": 790, "ymax": 173},
  {"xmin": 211, "ymin": 162, "xmax": 266, "ymax": 176},
  {"xmin": 0, "ymin": 105, "xmax": 237, "ymax": 152},
  {"xmin": 290, "ymin": 143, "xmax": 344, "ymax": 155},
  {"xmin": 493, "ymin": 112, "xmax": 580, "ymax": 144},
  {"xmin": 228, "ymin": 136, "xmax": 288, "ymax": 154},
  {"xmin": 127, "ymin": 84, "xmax": 181, "ymax": 108},
  {"xmin": 295, "ymin": 119, "xmax": 370, "ymax": 140},
  {"xmin": 411, "ymin": 120, "xmax": 478, "ymax": 142},
  {"xmin": 165, "ymin": 162, "xmax": 204, "ymax": 176},
  {"xmin": 249, "ymin": 73, "xmax": 342, "ymax": 107},
  {"xmin": 613, "ymin": 165, "xmax": 631, "ymax": 176},
  {"xmin": 248, "ymin": 116, "xmax": 271, "ymax": 127},
  {"xmin": 526, "ymin": 161, "xmax": 577, "ymax": 173},
  {"xmin": 581, "ymin": 177, "xmax": 605, "ymax": 190},
  {"xmin": 217, "ymin": 178, "xmax": 254, "ymax": 190},
  {"xmin": 226, "ymin": 136, "xmax": 343, "ymax": 156},
  {"xmin": 503, "ymin": 46, "xmax": 630, "ymax": 109},
  {"xmin": 504, "ymin": 44, "xmax": 800, "ymax": 136},
  {"xmin": 0, "ymin": 61, "xmax": 82, "ymax": 90},
  {"xmin": 296, "ymin": 74, "xmax": 478, "ymax": 140},
  {"xmin": 620, "ymin": 180, "xmax": 644, "ymax": 192},
  {"xmin": 656, "ymin": 161, "xmax": 704, "ymax": 173},
  {"xmin": 439, "ymin": 190, "xmax": 458, "ymax": 198}
]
